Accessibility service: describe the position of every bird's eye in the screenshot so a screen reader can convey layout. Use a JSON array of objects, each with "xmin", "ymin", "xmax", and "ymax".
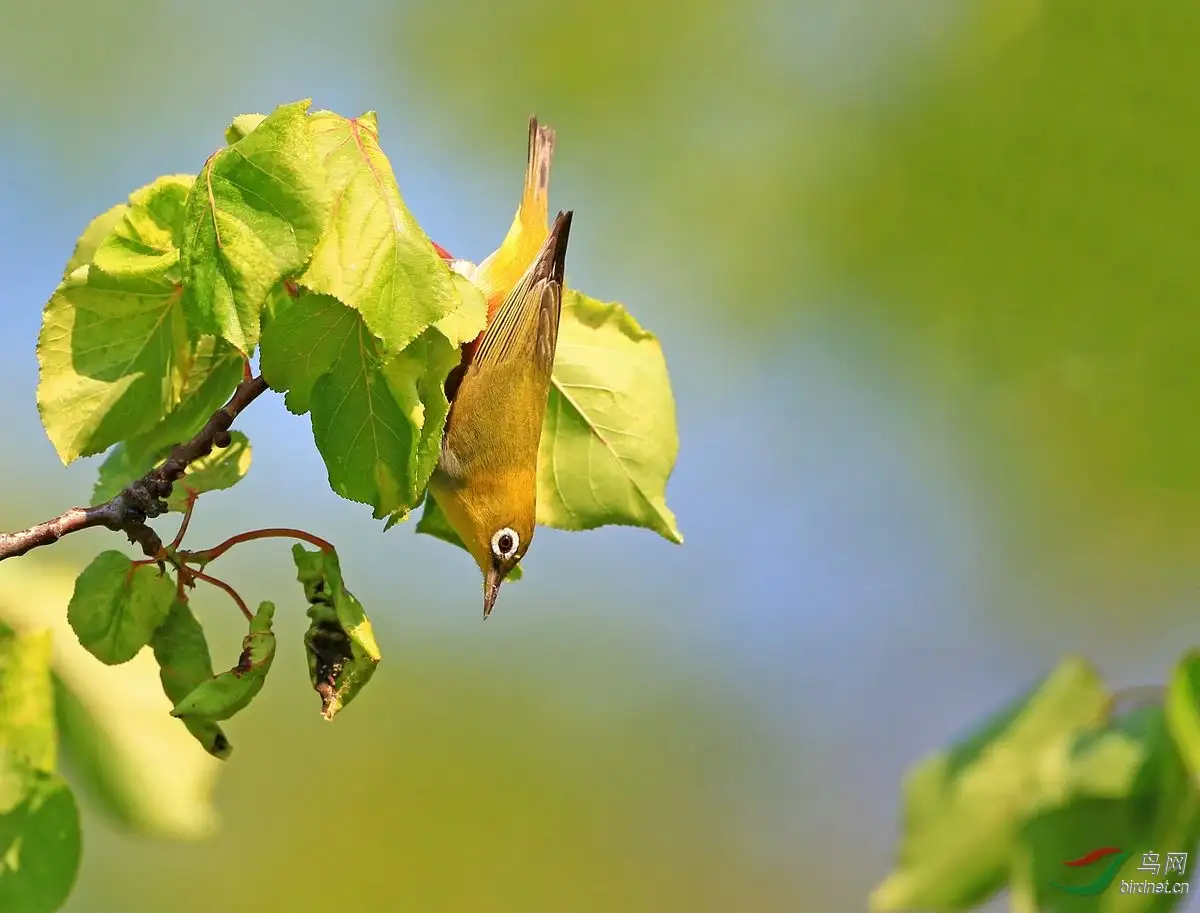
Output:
[{"xmin": 491, "ymin": 527, "xmax": 519, "ymax": 559}]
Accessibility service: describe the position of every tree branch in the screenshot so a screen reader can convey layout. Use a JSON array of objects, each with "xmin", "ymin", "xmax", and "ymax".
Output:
[{"xmin": 0, "ymin": 375, "xmax": 270, "ymax": 564}]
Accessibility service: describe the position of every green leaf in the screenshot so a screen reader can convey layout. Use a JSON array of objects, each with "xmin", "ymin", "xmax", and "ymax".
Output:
[
  {"xmin": 1166, "ymin": 650, "xmax": 1200, "ymax": 785},
  {"xmin": 259, "ymin": 291, "xmax": 358, "ymax": 415},
  {"xmin": 1010, "ymin": 706, "xmax": 1200, "ymax": 912},
  {"xmin": 166, "ymin": 430, "xmax": 252, "ymax": 511},
  {"xmin": 92, "ymin": 335, "xmax": 245, "ymax": 503},
  {"xmin": 92, "ymin": 429, "xmax": 251, "ymax": 514},
  {"xmin": 66, "ymin": 551, "xmax": 176, "ymax": 665},
  {"xmin": 224, "ymin": 113, "xmax": 266, "ymax": 145},
  {"xmin": 149, "ymin": 602, "xmax": 230, "ymax": 759},
  {"xmin": 64, "ymin": 203, "xmax": 127, "ymax": 277},
  {"xmin": 415, "ymin": 493, "xmax": 523, "ymax": 581},
  {"xmin": 92, "ymin": 174, "xmax": 193, "ymax": 279},
  {"xmin": 180, "ymin": 98, "xmax": 330, "ymax": 353},
  {"xmin": 536, "ymin": 290, "xmax": 683, "ymax": 543},
  {"xmin": 36, "ymin": 265, "xmax": 190, "ymax": 464},
  {"xmin": 143, "ymin": 335, "xmax": 245, "ymax": 454},
  {"xmin": 870, "ymin": 657, "xmax": 1110, "ymax": 912},
  {"xmin": 0, "ymin": 629, "xmax": 80, "ymax": 913},
  {"xmin": 0, "ymin": 630, "xmax": 56, "ymax": 773},
  {"xmin": 0, "ymin": 769, "xmax": 81, "ymax": 913},
  {"xmin": 171, "ymin": 601, "xmax": 276, "ymax": 722},
  {"xmin": 300, "ymin": 110, "xmax": 461, "ymax": 353},
  {"xmin": 292, "ymin": 545, "xmax": 380, "ymax": 719},
  {"xmin": 263, "ymin": 292, "xmax": 459, "ymax": 518},
  {"xmin": 0, "ymin": 557, "xmax": 221, "ymax": 839}
]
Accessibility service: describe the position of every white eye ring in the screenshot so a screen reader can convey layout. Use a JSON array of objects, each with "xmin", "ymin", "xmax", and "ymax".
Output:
[{"xmin": 491, "ymin": 527, "xmax": 519, "ymax": 560}]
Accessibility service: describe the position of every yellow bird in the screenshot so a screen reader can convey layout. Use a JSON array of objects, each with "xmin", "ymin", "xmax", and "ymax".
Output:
[{"xmin": 428, "ymin": 118, "xmax": 573, "ymax": 617}]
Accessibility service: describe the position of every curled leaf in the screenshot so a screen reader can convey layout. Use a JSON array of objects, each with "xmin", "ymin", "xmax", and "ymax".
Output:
[
  {"xmin": 150, "ymin": 602, "xmax": 231, "ymax": 759},
  {"xmin": 292, "ymin": 546, "xmax": 380, "ymax": 719},
  {"xmin": 224, "ymin": 113, "xmax": 266, "ymax": 145},
  {"xmin": 171, "ymin": 602, "xmax": 276, "ymax": 722}
]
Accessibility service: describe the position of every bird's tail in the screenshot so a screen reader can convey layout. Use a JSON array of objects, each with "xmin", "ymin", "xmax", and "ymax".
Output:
[
  {"xmin": 474, "ymin": 117, "xmax": 557, "ymax": 320},
  {"xmin": 519, "ymin": 117, "xmax": 555, "ymax": 234}
]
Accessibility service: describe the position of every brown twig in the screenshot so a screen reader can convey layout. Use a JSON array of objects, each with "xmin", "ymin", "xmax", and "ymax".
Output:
[
  {"xmin": 0, "ymin": 375, "xmax": 269, "ymax": 563},
  {"xmin": 186, "ymin": 527, "xmax": 335, "ymax": 565},
  {"xmin": 191, "ymin": 570, "xmax": 254, "ymax": 622}
]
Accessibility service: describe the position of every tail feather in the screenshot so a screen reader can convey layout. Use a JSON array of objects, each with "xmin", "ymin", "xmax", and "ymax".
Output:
[
  {"xmin": 521, "ymin": 117, "xmax": 555, "ymax": 226},
  {"xmin": 454, "ymin": 116, "xmax": 561, "ymax": 399}
]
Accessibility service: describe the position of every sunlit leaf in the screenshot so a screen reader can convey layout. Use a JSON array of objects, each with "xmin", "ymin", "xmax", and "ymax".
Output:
[
  {"xmin": 180, "ymin": 99, "xmax": 330, "ymax": 353},
  {"xmin": 537, "ymin": 290, "xmax": 682, "ymax": 543},
  {"xmin": 92, "ymin": 174, "xmax": 192, "ymax": 279},
  {"xmin": 36, "ymin": 264, "xmax": 189, "ymax": 464},
  {"xmin": 224, "ymin": 113, "xmax": 266, "ymax": 145},
  {"xmin": 124, "ymin": 334, "xmax": 245, "ymax": 462},
  {"xmin": 64, "ymin": 203, "xmax": 127, "ymax": 277},
  {"xmin": 92, "ymin": 431, "xmax": 251, "ymax": 513},
  {"xmin": 166, "ymin": 431, "xmax": 252, "ymax": 511},
  {"xmin": 90, "ymin": 335, "xmax": 246, "ymax": 504},
  {"xmin": 0, "ymin": 630, "xmax": 56, "ymax": 773},
  {"xmin": 300, "ymin": 110, "xmax": 460, "ymax": 353},
  {"xmin": 66, "ymin": 552, "xmax": 176, "ymax": 665}
]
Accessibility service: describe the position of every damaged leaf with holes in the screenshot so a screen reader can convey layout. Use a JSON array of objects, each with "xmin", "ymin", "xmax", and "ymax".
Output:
[
  {"xmin": 292, "ymin": 545, "xmax": 380, "ymax": 719},
  {"xmin": 171, "ymin": 602, "xmax": 275, "ymax": 722}
]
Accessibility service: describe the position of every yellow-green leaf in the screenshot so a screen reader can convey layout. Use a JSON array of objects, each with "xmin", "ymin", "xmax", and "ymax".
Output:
[
  {"xmin": 37, "ymin": 265, "xmax": 190, "ymax": 464},
  {"xmin": 300, "ymin": 110, "xmax": 461, "ymax": 354},
  {"xmin": 537, "ymin": 290, "xmax": 683, "ymax": 543},
  {"xmin": 180, "ymin": 99, "xmax": 330, "ymax": 353}
]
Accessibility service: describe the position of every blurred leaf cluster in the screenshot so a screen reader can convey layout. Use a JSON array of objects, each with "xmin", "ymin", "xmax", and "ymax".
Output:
[{"xmin": 877, "ymin": 656, "xmax": 1200, "ymax": 912}]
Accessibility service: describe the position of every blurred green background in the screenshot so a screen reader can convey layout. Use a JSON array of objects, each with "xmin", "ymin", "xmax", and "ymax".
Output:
[{"xmin": 1, "ymin": 0, "xmax": 1197, "ymax": 910}]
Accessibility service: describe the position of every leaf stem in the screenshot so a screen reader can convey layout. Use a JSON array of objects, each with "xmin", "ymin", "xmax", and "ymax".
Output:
[
  {"xmin": 189, "ymin": 527, "xmax": 335, "ymax": 564},
  {"xmin": 192, "ymin": 570, "xmax": 253, "ymax": 622},
  {"xmin": 170, "ymin": 489, "xmax": 199, "ymax": 550}
]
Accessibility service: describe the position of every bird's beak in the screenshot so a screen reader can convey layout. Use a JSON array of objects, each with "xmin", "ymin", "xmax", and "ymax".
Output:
[{"xmin": 483, "ymin": 565, "xmax": 502, "ymax": 619}]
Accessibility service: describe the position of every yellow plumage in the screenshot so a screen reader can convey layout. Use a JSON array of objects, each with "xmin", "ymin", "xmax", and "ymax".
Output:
[{"xmin": 428, "ymin": 117, "xmax": 573, "ymax": 618}]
